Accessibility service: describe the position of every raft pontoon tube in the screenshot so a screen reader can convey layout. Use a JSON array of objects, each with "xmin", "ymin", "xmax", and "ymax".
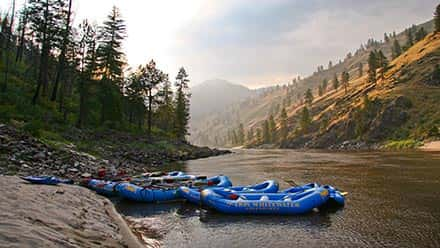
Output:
[
  {"xmin": 116, "ymin": 175, "xmax": 232, "ymax": 203},
  {"xmin": 20, "ymin": 176, "xmax": 73, "ymax": 185},
  {"xmin": 201, "ymin": 186, "xmax": 330, "ymax": 215},
  {"xmin": 86, "ymin": 179, "xmax": 120, "ymax": 196},
  {"xmin": 282, "ymin": 183, "xmax": 346, "ymax": 207},
  {"xmin": 179, "ymin": 180, "xmax": 279, "ymax": 205}
]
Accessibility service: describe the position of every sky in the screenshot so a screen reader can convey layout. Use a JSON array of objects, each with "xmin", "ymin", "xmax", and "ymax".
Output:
[{"xmin": 0, "ymin": 0, "xmax": 438, "ymax": 88}]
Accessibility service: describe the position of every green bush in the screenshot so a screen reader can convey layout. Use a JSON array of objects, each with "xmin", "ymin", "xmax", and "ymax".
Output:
[{"xmin": 22, "ymin": 119, "xmax": 44, "ymax": 137}]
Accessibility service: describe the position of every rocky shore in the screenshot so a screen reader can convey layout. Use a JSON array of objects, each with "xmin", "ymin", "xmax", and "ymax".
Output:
[{"xmin": 0, "ymin": 124, "xmax": 230, "ymax": 180}]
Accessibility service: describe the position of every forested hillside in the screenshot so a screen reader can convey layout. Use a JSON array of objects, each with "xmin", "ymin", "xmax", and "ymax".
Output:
[
  {"xmin": 191, "ymin": 17, "xmax": 439, "ymax": 149},
  {"xmin": 0, "ymin": 3, "xmax": 192, "ymax": 140}
]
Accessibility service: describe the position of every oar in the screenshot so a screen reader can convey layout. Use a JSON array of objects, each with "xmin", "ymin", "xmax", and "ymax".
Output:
[{"xmin": 340, "ymin": 192, "xmax": 349, "ymax": 196}]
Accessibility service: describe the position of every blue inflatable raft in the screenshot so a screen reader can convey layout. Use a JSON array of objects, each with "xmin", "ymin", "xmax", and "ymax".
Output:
[
  {"xmin": 201, "ymin": 187, "xmax": 330, "ymax": 215},
  {"xmin": 21, "ymin": 176, "xmax": 73, "ymax": 185},
  {"xmin": 87, "ymin": 179, "xmax": 120, "ymax": 196},
  {"xmin": 283, "ymin": 183, "xmax": 346, "ymax": 207},
  {"xmin": 179, "ymin": 180, "xmax": 279, "ymax": 205},
  {"xmin": 117, "ymin": 175, "xmax": 232, "ymax": 203}
]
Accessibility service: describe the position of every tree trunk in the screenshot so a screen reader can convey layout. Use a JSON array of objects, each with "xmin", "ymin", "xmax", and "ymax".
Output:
[
  {"xmin": 33, "ymin": 0, "xmax": 50, "ymax": 103},
  {"xmin": 147, "ymin": 89, "xmax": 153, "ymax": 139},
  {"xmin": 2, "ymin": 0, "xmax": 15, "ymax": 92},
  {"xmin": 51, "ymin": 0, "xmax": 72, "ymax": 102},
  {"xmin": 15, "ymin": 0, "xmax": 27, "ymax": 64}
]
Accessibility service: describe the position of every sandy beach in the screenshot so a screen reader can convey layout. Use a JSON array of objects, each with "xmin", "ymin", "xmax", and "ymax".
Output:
[
  {"xmin": 420, "ymin": 141, "xmax": 440, "ymax": 151},
  {"xmin": 0, "ymin": 176, "xmax": 143, "ymax": 248}
]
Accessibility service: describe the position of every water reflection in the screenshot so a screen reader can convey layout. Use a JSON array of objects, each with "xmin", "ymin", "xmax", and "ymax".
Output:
[{"xmin": 115, "ymin": 149, "xmax": 440, "ymax": 248}]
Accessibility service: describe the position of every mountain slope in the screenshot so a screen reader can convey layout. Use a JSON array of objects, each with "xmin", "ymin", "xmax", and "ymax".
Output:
[
  {"xmin": 278, "ymin": 32, "xmax": 440, "ymax": 149},
  {"xmin": 191, "ymin": 20, "xmax": 437, "ymax": 147}
]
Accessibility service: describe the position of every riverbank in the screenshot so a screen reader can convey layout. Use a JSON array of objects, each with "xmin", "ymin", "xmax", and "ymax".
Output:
[
  {"xmin": 0, "ymin": 123, "xmax": 230, "ymax": 180},
  {"xmin": 0, "ymin": 176, "xmax": 144, "ymax": 248},
  {"xmin": 420, "ymin": 141, "xmax": 440, "ymax": 151}
]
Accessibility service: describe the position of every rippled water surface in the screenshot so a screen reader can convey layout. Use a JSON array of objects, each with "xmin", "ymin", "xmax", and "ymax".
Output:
[{"xmin": 116, "ymin": 149, "xmax": 440, "ymax": 247}]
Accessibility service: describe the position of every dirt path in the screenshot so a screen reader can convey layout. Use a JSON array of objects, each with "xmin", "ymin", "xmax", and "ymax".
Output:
[{"xmin": 0, "ymin": 176, "xmax": 143, "ymax": 248}]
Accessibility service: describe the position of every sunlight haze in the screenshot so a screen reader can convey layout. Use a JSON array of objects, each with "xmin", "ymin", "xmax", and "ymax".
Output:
[{"xmin": 1, "ymin": 0, "xmax": 437, "ymax": 88}]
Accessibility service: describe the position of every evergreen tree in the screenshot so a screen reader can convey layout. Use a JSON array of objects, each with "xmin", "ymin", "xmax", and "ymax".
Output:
[
  {"xmin": 328, "ymin": 60, "xmax": 333, "ymax": 69},
  {"xmin": 77, "ymin": 20, "xmax": 97, "ymax": 128},
  {"xmin": 358, "ymin": 63, "xmax": 363, "ymax": 77},
  {"xmin": 268, "ymin": 115, "xmax": 276, "ymax": 143},
  {"xmin": 96, "ymin": 6, "xmax": 127, "ymax": 123},
  {"xmin": 377, "ymin": 50, "xmax": 389, "ymax": 80},
  {"xmin": 384, "ymin": 33, "xmax": 390, "ymax": 43},
  {"xmin": 322, "ymin": 78, "xmax": 328, "ymax": 92},
  {"xmin": 341, "ymin": 71, "xmax": 350, "ymax": 94},
  {"xmin": 332, "ymin": 73, "xmax": 339, "ymax": 90},
  {"xmin": 392, "ymin": 39, "xmax": 402, "ymax": 59},
  {"xmin": 246, "ymin": 127, "xmax": 254, "ymax": 143},
  {"xmin": 300, "ymin": 107, "xmax": 311, "ymax": 133},
  {"xmin": 318, "ymin": 85, "xmax": 323, "ymax": 96},
  {"xmin": 237, "ymin": 123, "xmax": 245, "ymax": 145},
  {"xmin": 436, "ymin": 3, "xmax": 440, "ymax": 33},
  {"xmin": 279, "ymin": 107, "xmax": 288, "ymax": 142},
  {"xmin": 174, "ymin": 67, "xmax": 191, "ymax": 140},
  {"xmin": 405, "ymin": 27, "xmax": 414, "ymax": 48},
  {"xmin": 15, "ymin": 5, "xmax": 29, "ymax": 64},
  {"xmin": 28, "ymin": 0, "xmax": 66, "ymax": 103},
  {"xmin": 262, "ymin": 120, "xmax": 270, "ymax": 144},
  {"xmin": 256, "ymin": 128, "xmax": 262, "ymax": 143},
  {"xmin": 304, "ymin": 88, "xmax": 313, "ymax": 105},
  {"xmin": 415, "ymin": 27, "xmax": 427, "ymax": 42},
  {"xmin": 1, "ymin": 0, "xmax": 15, "ymax": 92},
  {"xmin": 51, "ymin": 0, "xmax": 73, "ymax": 102},
  {"xmin": 368, "ymin": 51, "xmax": 378, "ymax": 83},
  {"xmin": 156, "ymin": 74, "xmax": 174, "ymax": 133}
]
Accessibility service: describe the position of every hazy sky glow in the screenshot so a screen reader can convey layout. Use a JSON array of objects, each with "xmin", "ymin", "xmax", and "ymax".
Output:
[{"xmin": 1, "ymin": 0, "xmax": 438, "ymax": 88}]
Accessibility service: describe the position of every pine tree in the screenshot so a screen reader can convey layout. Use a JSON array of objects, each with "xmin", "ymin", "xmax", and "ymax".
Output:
[
  {"xmin": 322, "ymin": 78, "xmax": 328, "ymax": 92},
  {"xmin": 268, "ymin": 115, "xmax": 276, "ymax": 143},
  {"xmin": 332, "ymin": 73, "xmax": 339, "ymax": 90},
  {"xmin": 392, "ymin": 39, "xmax": 402, "ymax": 59},
  {"xmin": 358, "ymin": 63, "xmax": 363, "ymax": 77},
  {"xmin": 341, "ymin": 71, "xmax": 350, "ymax": 94},
  {"xmin": 96, "ymin": 6, "xmax": 127, "ymax": 123},
  {"xmin": 304, "ymin": 88, "xmax": 313, "ymax": 105},
  {"xmin": 405, "ymin": 28, "xmax": 414, "ymax": 48},
  {"xmin": 368, "ymin": 51, "xmax": 378, "ymax": 83},
  {"xmin": 384, "ymin": 33, "xmax": 390, "ymax": 43},
  {"xmin": 377, "ymin": 50, "xmax": 389, "ymax": 80},
  {"xmin": 436, "ymin": 3, "xmax": 440, "ymax": 33},
  {"xmin": 415, "ymin": 27, "xmax": 427, "ymax": 42},
  {"xmin": 262, "ymin": 120, "xmax": 270, "ymax": 144},
  {"xmin": 15, "ymin": 5, "xmax": 29, "ymax": 64},
  {"xmin": 156, "ymin": 74, "xmax": 174, "ymax": 133},
  {"xmin": 174, "ymin": 67, "xmax": 191, "ymax": 141},
  {"xmin": 300, "ymin": 107, "xmax": 311, "ymax": 133},
  {"xmin": 77, "ymin": 20, "xmax": 97, "ymax": 128},
  {"xmin": 28, "ymin": 0, "xmax": 66, "ymax": 103},
  {"xmin": 279, "ymin": 107, "xmax": 288, "ymax": 142},
  {"xmin": 237, "ymin": 123, "xmax": 245, "ymax": 145},
  {"xmin": 256, "ymin": 128, "xmax": 262, "ymax": 143},
  {"xmin": 328, "ymin": 60, "xmax": 333, "ymax": 69},
  {"xmin": 246, "ymin": 127, "xmax": 254, "ymax": 143},
  {"xmin": 1, "ymin": 0, "xmax": 15, "ymax": 92},
  {"xmin": 51, "ymin": 0, "xmax": 73, "ymax": 102},
  {"xmin": 318, "ymin": 85, "xmax": 323, "ymax": 96}
]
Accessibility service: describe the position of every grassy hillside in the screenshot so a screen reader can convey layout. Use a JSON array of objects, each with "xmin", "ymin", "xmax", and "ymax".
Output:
[
  {"xmin": 276, "ymin": 32, "xmax": 440, "ymax": 149},
  {"xmin": 190, "ymin": 20, "xmax": 438, "ymax": 148}
]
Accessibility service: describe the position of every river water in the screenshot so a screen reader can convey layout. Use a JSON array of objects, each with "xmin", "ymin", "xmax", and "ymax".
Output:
[{"xmin": 116, "ymin": 149, "xmax": 440, "ymax": 248}]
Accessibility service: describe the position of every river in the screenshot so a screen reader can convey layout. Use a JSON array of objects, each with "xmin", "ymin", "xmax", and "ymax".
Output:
[{"xmin": 116, "ymin": 149, "xmax": 440, "ymax": 247}]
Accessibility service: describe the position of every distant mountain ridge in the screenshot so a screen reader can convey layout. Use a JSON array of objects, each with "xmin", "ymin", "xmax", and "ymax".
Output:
[{"xmin": 190, "ymin": 79, "xmax": 254, "ymax": 121}]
